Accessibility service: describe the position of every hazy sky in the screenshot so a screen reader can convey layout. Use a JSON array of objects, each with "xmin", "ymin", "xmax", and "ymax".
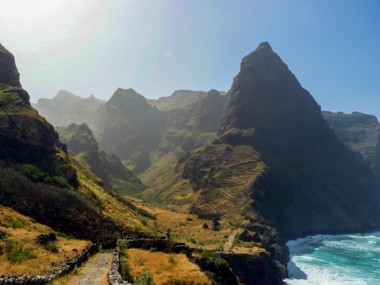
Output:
[{"xmin": 0, "ymin": 0, "xmax": 379, "ymax": 117}]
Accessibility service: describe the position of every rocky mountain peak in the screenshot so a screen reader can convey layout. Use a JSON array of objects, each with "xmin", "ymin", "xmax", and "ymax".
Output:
[
  {"xmin": 218, "ymin": 42, "xmax": 325, "ymax": 158},
  {"xmin": 108, "ymin": 88, "xmax": 147, "ymax": 107}
]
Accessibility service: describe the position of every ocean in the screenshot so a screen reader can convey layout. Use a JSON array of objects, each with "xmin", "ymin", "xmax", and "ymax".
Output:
[{"xmin": 284, "ymin": 232, "xmax": 380, "ymax": 285}]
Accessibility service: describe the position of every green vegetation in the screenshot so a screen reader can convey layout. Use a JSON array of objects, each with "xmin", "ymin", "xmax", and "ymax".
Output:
[
  {"xmin": 133, "ymin": 270, "xmax": 154, "ymax": 285},
  {"xmin": 4, "ymin": 242, "xmax": 35, "ymax": 264},
  {"xmin": 8, "ymin": 220, "xmax": 26, "ymax": 229},
  {"xmin": 21, "ymin": 163, "xmax": 69, "ymax": 188},
  {"xmin": 45, "ymin": 241, "xmax": 59, "ymax": 253}
]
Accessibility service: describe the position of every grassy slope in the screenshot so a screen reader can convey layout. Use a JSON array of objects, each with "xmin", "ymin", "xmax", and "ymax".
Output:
[
  {"xmin": 0, "ymin": 205, "xmax": 89, "ymax": 276},
  {"xmin": 121, "ymin": 248, "xmax": 209, "ymax": 285}
]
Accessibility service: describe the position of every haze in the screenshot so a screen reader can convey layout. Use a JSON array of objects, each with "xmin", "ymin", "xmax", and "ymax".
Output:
[{"xmin": 0, "ymin": 0, "xmax": 379, "ymax": 117}]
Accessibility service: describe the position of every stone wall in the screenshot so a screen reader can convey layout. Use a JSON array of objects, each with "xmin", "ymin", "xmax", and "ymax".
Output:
[
  {"xmin": 0, "ymin": 243, "xmax": 97, "ymax": 285},
  {"xmin": 108, "ymin": 246, "xmax": 132, "ymax": 285}
]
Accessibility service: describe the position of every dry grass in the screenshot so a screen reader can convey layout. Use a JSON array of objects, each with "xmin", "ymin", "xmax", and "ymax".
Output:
[
  {"xmin": 74, "ymin": 160, "xmax": 155, "ymax": 234},
  {"xmin": 124, "ymin": 249, "xmax": 210, "ymax": 285},
  {"xmin": 134, "ymin": 205, "xmax": 230, "ymax": 250},
  {"xmin": 0, "ymin": 205, "xmax": 89, "ymax": 276}
]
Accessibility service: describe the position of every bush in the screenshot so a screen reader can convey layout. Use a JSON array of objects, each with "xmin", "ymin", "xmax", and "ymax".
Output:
[
  {"xmin": 8, "ymin": 220, "xmax": 25, "ymax": 229},
  {"xmin": 45, "ymin": 241, "xmax": 59, "ymax": 253},
  {"xmin": 134, "ymin": 270, "xmax": 154, "ymax": 285},
  {"xmin": 20, "ymin": 164, "xmax": 45, "ymax": 181},
  {"xmin": 167, "ymin": 253, "xmax": 176, "ymax": 264},
  {"xmin": 20, "ymin": 164, "xmax": 69, "ymax": 188},
  {"xmin": 6, "ymin": 242, "xmax": 35, "ymax": 263}
]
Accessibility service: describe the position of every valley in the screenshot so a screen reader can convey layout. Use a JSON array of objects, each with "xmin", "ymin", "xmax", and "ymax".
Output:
[{"xmin": 2, "ymin": 39, "xmax": 380, "ymax": 285}]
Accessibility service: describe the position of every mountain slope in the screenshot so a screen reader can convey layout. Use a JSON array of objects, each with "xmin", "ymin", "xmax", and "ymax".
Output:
[
  {"xmin": 198, "ymin": 42, "xmax": 380, "ymax": 238},
  {"xmin": 94, "ymin": 88, "xmax": 165, "ymax": 173},
  {"xmin": 34, "ymin": 90, "xmax": 105, "ymax": 127},
  {"xmin": 323, "ymin": 111, "xmax": 380, "ymax": 178},
  {"xmin": 56, "ymin": 123, "xmax": 144, "ymax": 195},
  {"xmin": 0, "ymin": 43, "xmax": 152, "ymax": 240}
]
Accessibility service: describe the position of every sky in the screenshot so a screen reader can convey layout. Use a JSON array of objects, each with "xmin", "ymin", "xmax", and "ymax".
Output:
[{"xmin": 0, "ymin": 0, "xmax": 379, "ymax": 117}]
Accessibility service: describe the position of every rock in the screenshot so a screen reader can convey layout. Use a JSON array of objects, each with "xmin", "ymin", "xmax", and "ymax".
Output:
[{"xmin": 0, "ymin": 44, "xmax": 21, "ymax": 88}]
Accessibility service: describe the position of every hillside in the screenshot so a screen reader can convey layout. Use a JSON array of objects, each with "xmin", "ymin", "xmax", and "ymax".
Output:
[
  {"xmin": 93, "ymin": 88, "xmax": 166, "ymax": 173},
  {"xmin": 140, "ymin": 42, "xmax": 380, "ymax": 279},
  {"xmin": 56, "ymin": 123, "xmax": 144, "ymax": 195},
  {"xmin": 323, "ymin": 111, "xmax": 380, "ymax": 178},
  {"xmin": 34, "ymin": 90, "xmax": 105, "ymax": 127},
  {"xmin": 187, "ymin": 42, "xmax": 380, "ymax": 239},
  {"xmin": 0, "ymin": 44, "xmax": 153, "ymax": 242}
]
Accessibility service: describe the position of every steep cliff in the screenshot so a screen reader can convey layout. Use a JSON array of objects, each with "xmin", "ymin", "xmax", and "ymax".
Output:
[{"xmin": 323, "ymin": 111, "xmax": 380, "ymax": 178}]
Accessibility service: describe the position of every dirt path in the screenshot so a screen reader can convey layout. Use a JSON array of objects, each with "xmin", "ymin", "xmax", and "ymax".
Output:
[
  {"xmin": 223, "ymin": 229, "xmax": 238, "ymax": 252},
  {"xmin": 71, "ymin": 252, "xmax": 113, "ymax": 285}
]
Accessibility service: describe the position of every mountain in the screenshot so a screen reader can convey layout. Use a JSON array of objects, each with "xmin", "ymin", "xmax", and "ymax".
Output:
[
  {"xmin": 0, "ymin": 44, "xmax": 152, "ymax": 241},
  {"xmin": 323, "ymin": 111, "xmax": 380, "ymax": 178},
  {"xmin": 56, "ymin": 123, "xmax": 144, "ymax": 195},
  {"xmin": 148, "ymin": 90, "xmax": 209, "ymax": 111},
  {"xmin": 187, "ymin": 42, "xmax": 380, "ymax": 238},
  {"xmin": 93, "ymin": 88, "xmax": 165, "ymax": 173},
  {"xmin": 34, "ymin": 90, "xmax": 105, "ymax": 127}
]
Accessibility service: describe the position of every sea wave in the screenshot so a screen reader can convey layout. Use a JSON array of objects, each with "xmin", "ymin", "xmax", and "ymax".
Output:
[{"xmin": 284, "ymin": 232, "xmax": 380, "ymax": 285}]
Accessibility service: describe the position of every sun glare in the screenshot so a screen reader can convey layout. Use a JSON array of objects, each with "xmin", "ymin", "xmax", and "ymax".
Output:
[{"xmin": 0, "ymin": 0, "xmax": 70, "ymax": 19}]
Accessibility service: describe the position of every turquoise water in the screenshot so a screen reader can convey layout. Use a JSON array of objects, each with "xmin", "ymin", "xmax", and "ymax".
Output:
[{"xmin": 284, "ymin": 232, "xmax": 380, "ymax": 285}]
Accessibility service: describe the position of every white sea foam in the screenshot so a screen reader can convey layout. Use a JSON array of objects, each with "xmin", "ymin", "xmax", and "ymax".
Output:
[{"xmin": 284, "ymin": 232, "xmax": 380, "ymax": 285}]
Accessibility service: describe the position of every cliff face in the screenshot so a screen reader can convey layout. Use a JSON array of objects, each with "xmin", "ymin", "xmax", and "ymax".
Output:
[
  {"xmin": 0, "ymin": 44, "xmax": 21, "ymax": 88},
  {"xmin": 323, "ymin": 111, "xmax": 380, "ymax": 178},
  {"xmin": 0, "ymin": 46, "xmax": 76, "ymax": 183}
]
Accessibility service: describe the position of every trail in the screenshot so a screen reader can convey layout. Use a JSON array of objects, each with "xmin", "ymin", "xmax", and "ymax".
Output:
[
  {"xmin": 71, "ymin": 252, "xmax": 113, "ymax": 285},
  {"xmin": 223, "ymin": 229, "xmax": 238, "ymax": 252}
]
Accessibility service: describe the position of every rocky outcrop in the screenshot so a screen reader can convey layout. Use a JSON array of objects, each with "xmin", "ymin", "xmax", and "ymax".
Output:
[
  {"xmin": 0, "ymin": 45, "xmax": 77, "ymax": 184},
  {"xmin": 222, "ymin": 252, "xmax": 285, "ymax": 285},
  {"xmin": 0, "ymin": 44, "xmax": 21, "ymax": 88}
]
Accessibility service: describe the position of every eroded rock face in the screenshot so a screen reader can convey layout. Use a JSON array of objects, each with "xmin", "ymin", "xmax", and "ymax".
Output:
[
  {"xmin": 0, "ymin": 43, "xmax": 76, "ymax": 184},
  {"xmin": 0, "ymin": 44, "xmax": 21, "ymax": 87}
]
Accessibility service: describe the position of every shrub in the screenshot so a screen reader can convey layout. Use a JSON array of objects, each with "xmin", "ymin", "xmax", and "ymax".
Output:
[
  {"xmin": 20, "ymin": 164, "xmax": 45, "ymax": 181},
  {"xmin": 167, "ymin": 253, "xmax": 176, "ymax": 264},
  {"xmin": 6, "ymin": 242, "xmax": 35, "ymax": 263},
  {"xmin": 202, "ymin": 223, "xmax": 209, "ymax": 229},
  {"xmin": 8, "ymin": 220, "xmax": 25, "ymax": 229},
  {"xmin": 45, "ymin": 241, "xmax": 59, "ymax": 253},
  {"xmin": 133, "ymin": 270, "xmax": 154, "ymax": 285}
]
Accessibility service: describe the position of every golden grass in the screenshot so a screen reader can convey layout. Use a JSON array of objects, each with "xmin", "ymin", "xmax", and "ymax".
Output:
[
  {"xmin": 134, "ymin": 205, "xmax": 230, "ymax": 250},
  {"xmin": 0, "ymin": 205, "xmax": 89, "ymax": 276},
  {"xmin": 124, "ymin": 249, "xmax": 210, "ymax": 285},
  {"xmin": 74, "ymin": 160, "xmax": 155, "ymax": 234}
]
